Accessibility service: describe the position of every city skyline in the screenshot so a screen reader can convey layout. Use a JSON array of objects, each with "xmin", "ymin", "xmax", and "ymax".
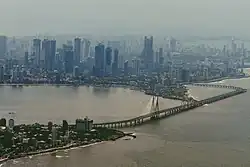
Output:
[{"xmin": 1, "ymin": 0, "xmax": 250, "ymax": 37}]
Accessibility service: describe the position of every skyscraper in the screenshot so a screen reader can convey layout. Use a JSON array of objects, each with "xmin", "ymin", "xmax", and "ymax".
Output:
[
  {"xmin": 231, "ymin": 37, "xmax": 237, "ymax": 56},
  {"xmin": 84, "ymin": 39, "xmax": 91, "ymax": 58},
  {"xmin": 43, "ymin": 39, "xmax": 56, "ymax": 71},
  {"xmin": 24, "ymin": 52, "xmax": 29, "ymax": 68},
  {"xmin": 155, "ymin": 51, "xmax": 159, "ymax": 64},
  {"xmin": 169, "ymin": 38, "xmax": 177, "ymax": 52},
  {"xmin": 49, "ymin": 40, "xmax": 56, "ymax": 71},
  {"xmin": 132, "ymin": 58, "xmax": 140, "ymax": 75},
  {"xmin": 124, "ymin": 60, "xmax": 129, "ymax": 76},
  {"xmin": 63, "ymin": 44, "xmax": 74, "ymax": 74},
  {"xmin": 158, "ymin": 48, "xmax": 164, "ymax": 68},
  {"xmin": 74, "ymin": 38, "xmax": 81, "ymax": 66},
  {"xmin": 73, "ymin": 66, "xmax": 80, "ymax": 77},
  {"xmin": 33, "ymin": 38, "xmax": 41, "ymax": 67},
  {"xmin": 42, "ymin": 39, "xmax": 49, "ymax": 70},
  {"xmin": 141, "ymin": 36, "xmax": 154, "ymax": 72},
  {"xmin": 105, "ymin": 47, "xmax": 112, "ymax": 76},
  {"xmin": 159, "ymin": 48, "xmax": 163, "ymax": 59},
  {"xmin": 0, "ymin": 36, "xmax": 7, "ymax": 59},
  {"xmin": 105, "ymin": 47, "xmax": 112, "ymax": 66},
  {"xmin": 0, "ymin": 65, "xmax": 4, "ymax": 83},
  {"xmin": 94, "ymin": 44, "xmax": 105, "ymax": 77},
  {"xmin": 112, "ymin": 49, "xmax": 119, "ymax": 76}
]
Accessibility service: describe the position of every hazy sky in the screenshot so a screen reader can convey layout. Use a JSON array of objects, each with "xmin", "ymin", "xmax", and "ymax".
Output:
[{"xmin": 0, "ymin": 0, "xmax": 250, "ymax": 36}]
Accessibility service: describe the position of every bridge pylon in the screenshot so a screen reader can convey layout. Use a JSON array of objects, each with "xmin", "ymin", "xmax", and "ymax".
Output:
[{"xmin": 150, "ymin": 96, "xmax": 160, "ymax": 120}]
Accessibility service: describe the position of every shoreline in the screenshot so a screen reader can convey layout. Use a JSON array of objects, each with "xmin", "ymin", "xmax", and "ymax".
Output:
[
  {"xmin": 1, "ymin": 76, "xmax": 247, "ymax": 164},
  {"xmin": 0, "ymin": 83, "xmax": 187, "ymax": 101},
  {"xmin": 1, "ymin": 75, "xmax": 248, "ymax": 87},
  {"xmin": 1, "ymin": 129, "xmax": 126, "ymax": 164},
  {"xmin": 0, "ymin": 75, "xmax": 246, "ymax": 104},
  {"xmin": 192, "ymin": 75, "xmax": 250, "ymax": 84},
  {"xmin": 4, "ymin": 141, "xmax": 107, "ymax": 164},
  {"xmin": 0, "ymin": 141, "xmax": 107, "ymax": 165}
]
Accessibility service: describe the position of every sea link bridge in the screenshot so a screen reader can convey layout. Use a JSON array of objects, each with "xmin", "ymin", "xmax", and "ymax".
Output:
[{"xmin": 93, "ymin": 84, "xmax": 247, "ymax": 129}]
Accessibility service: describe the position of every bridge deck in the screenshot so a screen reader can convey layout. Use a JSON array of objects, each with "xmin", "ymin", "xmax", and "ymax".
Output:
[{"xmin": 92, "ymin": 84, "xmax": 247, "ymax": 128}]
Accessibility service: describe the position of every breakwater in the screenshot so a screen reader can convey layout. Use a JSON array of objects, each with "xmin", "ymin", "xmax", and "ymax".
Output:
[{"xmin": 93, "ymin": 84, "xmax": 247, "ymax": 129}]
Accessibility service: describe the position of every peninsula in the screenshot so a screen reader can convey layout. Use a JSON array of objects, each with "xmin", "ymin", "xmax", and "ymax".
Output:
[{"xmin": 0, "ymin": 117, "xmax": 125, "ymax": 162}]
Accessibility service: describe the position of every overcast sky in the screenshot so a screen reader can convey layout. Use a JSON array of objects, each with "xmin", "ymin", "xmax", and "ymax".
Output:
[{"xmin": 0, "ymin": 0, "xmax": 250, "ymax": 37}]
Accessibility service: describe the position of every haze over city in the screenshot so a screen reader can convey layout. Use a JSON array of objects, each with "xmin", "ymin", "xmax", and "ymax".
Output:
[
  {"xmin": 1, "ymin": 0, "xmax": 250, "ymax": 166},
  {"xmin": 1, "ymin": 0, "xmax": 250, "ymax": 37}
]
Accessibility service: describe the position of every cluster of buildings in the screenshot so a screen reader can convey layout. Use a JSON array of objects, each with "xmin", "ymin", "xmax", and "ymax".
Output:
[
  {"xmin": 0, "ymin": 117, "xmax": 97, "ymax": 158},
  {"xmin": 0, "ymin": 35, "xmax": 247, "ymax": 85}
]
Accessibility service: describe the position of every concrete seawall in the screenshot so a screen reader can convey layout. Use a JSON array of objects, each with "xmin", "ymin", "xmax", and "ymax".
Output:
[{"xmin": 93, "ymin": 84, "xmax": 247, "ymax": 129}]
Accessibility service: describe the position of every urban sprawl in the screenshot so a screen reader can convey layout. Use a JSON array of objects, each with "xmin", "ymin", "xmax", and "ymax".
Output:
[{"xmin": 0, "ymin": 35, "xmax": 249, "ymax": 162}]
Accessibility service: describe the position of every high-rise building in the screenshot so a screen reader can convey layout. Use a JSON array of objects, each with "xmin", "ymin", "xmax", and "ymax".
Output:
[
  {"xmin": 8, "ymin": 119, "xmax": 14, "ymax": 129},
  {"xmin": 74, "ymin": 38, "xmax": 81, "ymax": 66},
  {"xmin": 114, "ymin": 49, "xmax": 119, "ymax": 63},
  {"xmin": 124, "ymin": 60, "xmax": 129, "ymax": 76},
  {"xmin": 42, "ymin": 39, "xmax": 56, "ymax": 71},
  {"xmin": 49, "ymin": 40, "xmax": 56, "ymax": 71},
  {"xmin": 132, "ymin": 59, "xmax": 140, "ymax": 75},
  {"xmin": 105, "ymin": 47, "xmax": 112, "ymax": 75},
  {"xmin": 105, "ymin": 47, "xmax": 112, "ymax": 66},
  {"xmin": 0, "ymin": 65, "xmax": 4, "ymax": 83},
  {"xmin": 141, "ymin": 36, "xmax": 154, "ymax": 72},
  {"xmin": 231, "ymin": 37, "xmax": 237, "ymax": 56},
  {"xmin": 63, "ymin": 45, "xmax": 74, "ymax": 74},
  {"xmin": 118, "ymin": 55, "xmax": 124, "ymax": 69},
  {"xmin": 112, "ymin": 49, "xmax": 119, "ymax": 76},
  {"xmin": 0, "ymin": 36, "xmax": 7, "ymax": 59},
  {"xmin": 33, "ymin": 38, "xmax": 41, "ymax": 67},
  {"xmin": 159, "ymin": 48, "xmax": 163, "ymax": 59},
  {"xmin": 169, "ymin": 38, "xmax": 177, "ymax": 52},
  {"xmin": 42, "ymin": 39, "xmax": 49, "ymax": 69},
  {"xmin": 80, "ymin": 40, "xmax": 84, "ymax": 61},
  {"xmin": 24, "ymin": 52, "xmax": 29, "ymax": 67},
  {"xmin": 73, "ymin": 66, "xmax": 80, "ymax": 77},
  {"xmin": 181, "ymin": 69, "xmax": 190, "ymax": 82},
  {"xmin": 159, "ymin": 48, "xmax": 164, "ymax": 67},
  {"xmin": 84, "ymin": 40, "xmax": 91, "ymax": 58},
  {"xmin": 94, "ymin": 44, "xmax": 105, "ymax": 77},
  {"xmin": 155, "ymin": 51, "xmax": 159, "ymax": 64},
  {"xmin": 52, "ymin": 127, "xmax": 57, "ymax": 146}
]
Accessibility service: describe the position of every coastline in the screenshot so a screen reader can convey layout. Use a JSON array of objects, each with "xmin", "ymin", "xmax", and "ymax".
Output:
[
  {"xmin": 1, "ymin": 75, "xmax": 248, "ymax": 87},
  {"xmin": 0, "ymin": 141, "xmax": 107, "ymax": 165},
  {"xmin": 1, "ymin": 130, "xmax": 126, "ymax": 164},
  {"xmin": 0, "ymin": 75, "xmax": 246, "ymax": 103},
  {"xmin": 192, "ymin": 75, "xmax": 250, "ymax": 84},
  {"xmin": 1, "ymin": 76, "xmax": 248, "ymax": 164},
  {"xmin": 5, "ymin": 141, "xmax": 107, "ymax": 163},
  {"xmin": 0, "ymin": 83, "xmax": 187, "ymax": 101}
]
